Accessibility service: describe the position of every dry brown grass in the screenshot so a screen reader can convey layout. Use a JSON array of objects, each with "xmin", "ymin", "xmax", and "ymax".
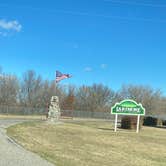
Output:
[
  {"xmin": 0, "ymin": 114, "xmax": 45, "ymax": 120},
  {"xmin": 7, "ymin": 120, "xmax": 166, "ymax": 166}
]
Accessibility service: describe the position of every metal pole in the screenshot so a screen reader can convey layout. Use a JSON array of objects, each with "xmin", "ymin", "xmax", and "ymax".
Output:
[
  {"xmin": 136, "ymin": 115, "xmax": 140, "ymax": 133},
  {"xmin": 114, "ymin": 114, "xmax": 118, "ymax": 132}
]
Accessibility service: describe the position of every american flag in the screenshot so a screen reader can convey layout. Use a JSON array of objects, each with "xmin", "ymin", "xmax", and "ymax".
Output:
[{"xmin": 55, "ymin": 71, "xmax": 72, "ymax": 83}]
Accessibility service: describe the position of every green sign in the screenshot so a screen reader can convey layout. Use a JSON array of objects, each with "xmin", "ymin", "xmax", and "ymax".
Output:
[{"xmin": 111, "ymin": 99, "xmax": 145, "ymax": 115}]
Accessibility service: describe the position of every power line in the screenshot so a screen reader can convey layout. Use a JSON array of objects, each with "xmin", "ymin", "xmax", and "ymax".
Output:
[
  {"xmin": 0, "ymin": 3, "xmax": 166, "ymax": 23},
  {"xmin": 104, "ymin": 0, "xmax": 166, "ymax": 8}
]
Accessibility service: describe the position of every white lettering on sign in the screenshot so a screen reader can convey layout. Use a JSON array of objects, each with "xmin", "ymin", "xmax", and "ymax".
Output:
[{"xmin": 116, "ymin": 107, "xmax": 140, "ymax": 113}]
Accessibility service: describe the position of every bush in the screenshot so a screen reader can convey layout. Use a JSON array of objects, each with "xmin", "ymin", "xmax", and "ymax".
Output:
[
  {"xmin": 143, "ymin": 116, "xmax": 163, "ymax": 126},
  {"xmin": 121, "ymin": 116, "xmax": 142, "ymax": 130},
  {"xmin": 162, "ymin": 120, "xmax": 166, "ymax": 126}
]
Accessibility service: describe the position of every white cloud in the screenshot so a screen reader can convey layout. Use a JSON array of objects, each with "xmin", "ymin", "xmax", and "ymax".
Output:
[
  {"xmin": 100, "ymin": 64, "xmax": 107, "ymax": 69},
  {"xmin": 0, "ymin": 19, "xmax": 22, "ymax": 33},
  {"xmin": 84, "ymin": 67, "xmax": 92, "ymax": 72}
]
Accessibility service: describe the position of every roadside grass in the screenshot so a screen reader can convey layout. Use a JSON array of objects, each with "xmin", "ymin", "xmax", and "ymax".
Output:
[
  {"xmin": 0, "ymin": 114, "xmax": 45, "ymax": 120},
  {"xmin": 7, "ymin": 120, "xmax": 166, "ymax": 166}
]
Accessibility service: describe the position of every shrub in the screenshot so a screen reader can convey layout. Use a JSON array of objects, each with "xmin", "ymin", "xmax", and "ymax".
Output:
[
  {"xmin": 121, "ymin": 116, "xmax": 142, "ymax": 130},
  {"xmin": 143, "ymin": 116, "xmax": 163, "ymax": 126},
  {"xmin": 162, "ymin": 120, "xmax": 166, "ymax": 126}
]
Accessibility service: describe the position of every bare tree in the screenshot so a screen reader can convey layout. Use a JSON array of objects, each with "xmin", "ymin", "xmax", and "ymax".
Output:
[
  {"xmin": 62, "ymin": 85, "xmax": 76, "ymax": 110},
  {"xmin": 119, "ymin": 84, "xmax": 163, "ymax": 115},
  {"xmin": 0, "ymin": 74, "xmax": 19, "ymax": 105},
  {"xmin": 75, "ymin": 84, "xmax": 114, "ymax": 112},
  {"xmin": 40, "ymin": 81, "xmax": 66, "ymax": 108},
  {"xmin": 19, "ymin": 70, "xmax": 43, "ymax": 107},
  {"xmin": 0, "ymin": 66, "xmax": 165, "ymax": 117}
]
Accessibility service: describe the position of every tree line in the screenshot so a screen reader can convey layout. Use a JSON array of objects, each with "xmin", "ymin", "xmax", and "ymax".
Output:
[{"xmin": 0, "ymin": 69, "xmax": 166, "ymax": 115}]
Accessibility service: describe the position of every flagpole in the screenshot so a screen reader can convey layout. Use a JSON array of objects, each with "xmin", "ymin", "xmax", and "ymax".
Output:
[
  {"xmin": 55, "ymin": 70, "xmax": 72, "ymax": 95},
  {"xmin": 55, "ymin": 70, "xmax": 72, "ymax": 119},
  {"xmin": 55, "ymin": 71, "xmax": 58, "ymax": 96}
]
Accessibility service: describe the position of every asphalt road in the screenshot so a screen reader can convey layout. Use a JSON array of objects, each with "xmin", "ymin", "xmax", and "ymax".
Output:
[{"xmin": 0, "ymin": 119, "xmax": 54, "ymax": 166}]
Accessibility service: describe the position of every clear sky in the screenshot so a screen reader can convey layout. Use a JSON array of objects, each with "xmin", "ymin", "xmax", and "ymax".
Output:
[{"xmin": 0, "ymin": 0, "xmax": 166, "ymax": 93}]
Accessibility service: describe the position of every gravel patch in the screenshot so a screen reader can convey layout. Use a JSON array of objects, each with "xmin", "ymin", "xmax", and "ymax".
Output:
[{"xmin": 0, "ymin": 119, "xmax": 54, "ymax": 166}]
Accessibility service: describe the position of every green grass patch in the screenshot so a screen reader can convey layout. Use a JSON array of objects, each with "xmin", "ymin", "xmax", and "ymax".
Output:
[{"xmin": 7, "ymin": 120, "xmax": 166, "ymax": 166}]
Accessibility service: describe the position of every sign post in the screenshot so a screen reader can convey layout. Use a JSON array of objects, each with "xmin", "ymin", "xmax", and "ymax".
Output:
[
  {"xmin": 114, "ymin": 114, "xmax": 118, "ymax": 132},
  {"xmin": 136, "ymin": 115, "xmax": 140, "ymax": 133},
  {"xmin": 111, "ymin": 99, "xmax": 145, "ymax": 133}
]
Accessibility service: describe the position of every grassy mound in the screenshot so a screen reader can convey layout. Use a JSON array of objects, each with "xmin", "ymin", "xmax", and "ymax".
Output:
[{"xmin": 7, "ymin": 120, "xmax": 166, "ymax": 166}]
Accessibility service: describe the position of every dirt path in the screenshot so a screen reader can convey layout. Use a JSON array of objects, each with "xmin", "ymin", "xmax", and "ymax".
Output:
[{"xmin": 0, "ymin": 119, "xmax": 54, "ymax": 166}]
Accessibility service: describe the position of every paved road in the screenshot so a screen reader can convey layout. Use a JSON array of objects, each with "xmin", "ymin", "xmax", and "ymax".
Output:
[{"xmin": 0, "ymin": 119, "xmax": 54, "ymax": 166}]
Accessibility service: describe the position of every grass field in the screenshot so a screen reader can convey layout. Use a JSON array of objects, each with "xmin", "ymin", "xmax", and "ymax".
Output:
[
  {"xmin": 0, "ymin": 114, "xmax": 46, "ymax": 120},
  {"xmin": 7, "ymin": 120, "xmax": 166, "ymax": 166}
]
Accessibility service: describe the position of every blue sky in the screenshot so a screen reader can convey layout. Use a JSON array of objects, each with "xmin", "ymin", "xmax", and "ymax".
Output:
[{"xmin": 0, "ymin": 0, "xmax": 166, "ymax": 93}]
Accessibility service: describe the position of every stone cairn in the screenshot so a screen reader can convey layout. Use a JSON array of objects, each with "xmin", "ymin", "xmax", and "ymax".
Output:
[{"xmin": 48, "ymin": 96, "xmax": 61, "ymax": 122}]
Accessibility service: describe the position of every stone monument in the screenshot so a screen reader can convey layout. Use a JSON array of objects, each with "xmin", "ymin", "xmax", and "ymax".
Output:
[{"xmin": 48, "ymin": 96, "xmax": 61, "ymax": 122}]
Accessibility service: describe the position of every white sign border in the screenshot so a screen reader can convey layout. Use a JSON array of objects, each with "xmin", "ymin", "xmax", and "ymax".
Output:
[
  {"xmin": 111, "ymin": 99, "xmax": 146, "ymax": 133},
  {"xmin": 111, "ymin": 99, "xmax": 145, "ymax": 116}
]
